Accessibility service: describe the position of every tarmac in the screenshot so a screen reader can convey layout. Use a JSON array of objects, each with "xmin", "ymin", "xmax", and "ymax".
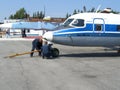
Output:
[{"xmin": 0, "ymin": 38, "xmax": 120, "ymax": 90}]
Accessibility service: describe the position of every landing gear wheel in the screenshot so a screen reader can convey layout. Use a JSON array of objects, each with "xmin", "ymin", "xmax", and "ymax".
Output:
[{"xmin": 52, "ymin": 48, "xmax": 59, "ymax": 57}]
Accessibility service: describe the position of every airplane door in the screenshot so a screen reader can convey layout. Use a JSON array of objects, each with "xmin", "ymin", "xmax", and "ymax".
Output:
[
  {"xmin": 90, "ymin": 18, "xmax": 107, "ymax": 46},
  {"xmin": 93, "ymin": 18, "xmax": 105, "ymax": 32}
]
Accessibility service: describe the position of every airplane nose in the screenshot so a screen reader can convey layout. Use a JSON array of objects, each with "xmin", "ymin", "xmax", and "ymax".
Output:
[{"xmin": 43, "ymin": 31, "xmax": 53, "ymax": 41}]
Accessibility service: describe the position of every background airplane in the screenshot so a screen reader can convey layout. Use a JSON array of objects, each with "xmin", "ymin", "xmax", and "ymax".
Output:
[{"xmin": 0, "ymin": 21, "xmax": 59, "ymax": 38}]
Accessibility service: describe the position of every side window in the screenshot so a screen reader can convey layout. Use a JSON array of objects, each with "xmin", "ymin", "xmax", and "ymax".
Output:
[
  {"xmin": 96, "ymin": 24, "xmax": 102, "ymax": 31},
  {"xmin": 72, "ymin": 19, "xmax": 84, "ymax": 27},
  {"xmin": 117, "ymin": 25, "xmax": 120, "ymax": 31}
]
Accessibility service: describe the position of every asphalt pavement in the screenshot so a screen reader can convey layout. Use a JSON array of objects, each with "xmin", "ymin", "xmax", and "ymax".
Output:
[{"xmin": 0, "ymin": 38, "xmax": 120, "ymax": 90}]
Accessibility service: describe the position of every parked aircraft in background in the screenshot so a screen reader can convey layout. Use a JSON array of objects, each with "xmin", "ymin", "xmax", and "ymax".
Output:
[
  {"xmin": 0, "ymin": 21, "xmax": 59, "ymax": 37},
  {"xmin": 43, "ymin": 12, "xmax": 120, "ymax": 53}
]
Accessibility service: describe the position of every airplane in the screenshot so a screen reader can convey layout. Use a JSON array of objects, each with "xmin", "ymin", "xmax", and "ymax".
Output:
[
  {"xmin": 0, "ymin": 21, "xmax": 59, "ymax": 37},
  {"xmin": 43, "ymin": 12, "xmax": 120, "ymax": 55}
]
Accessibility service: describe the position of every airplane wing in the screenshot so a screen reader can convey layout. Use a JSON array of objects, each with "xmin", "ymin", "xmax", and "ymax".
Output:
[{"xmin": 0, "ymin": 22, "xmax": 59, "ymax": 30}]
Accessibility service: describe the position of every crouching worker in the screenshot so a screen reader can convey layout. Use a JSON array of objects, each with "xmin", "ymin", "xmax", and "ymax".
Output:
[
  {"xmin": 30, "ymin": 38, "xmax": 43, "ymax": 57},
  {"xmin": 41, "ymin": 41, "xmax": 52, "ymax": 59}
]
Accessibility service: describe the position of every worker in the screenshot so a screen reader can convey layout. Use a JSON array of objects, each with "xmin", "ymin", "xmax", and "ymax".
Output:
[
  {"xmin": 30, "ymin": 38, "xmax": 43, "ymax": 57},
  {"xmin": 6, "ymin": 28, "xmax": 10, "ymax": 38},
  {"xmin": 41, "ymin": 41, "xmax": 52, "ymax": 59}
]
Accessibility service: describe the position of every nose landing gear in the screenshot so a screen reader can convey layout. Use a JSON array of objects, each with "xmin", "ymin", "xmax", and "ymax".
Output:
[{"xmin": 51, "ymin": 48, "xmax": 59, "ymax": 58}]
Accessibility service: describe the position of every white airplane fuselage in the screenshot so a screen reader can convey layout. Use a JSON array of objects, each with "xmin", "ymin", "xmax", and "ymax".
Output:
[{"xmin": 43, "ymin": 13, "xmax": 120, "ymax": 47}]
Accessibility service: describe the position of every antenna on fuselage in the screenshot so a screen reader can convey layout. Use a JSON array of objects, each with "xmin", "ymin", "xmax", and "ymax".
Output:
[{"xmin": 96, "ymin": 5, "xmax": 101, "ymax": 13}]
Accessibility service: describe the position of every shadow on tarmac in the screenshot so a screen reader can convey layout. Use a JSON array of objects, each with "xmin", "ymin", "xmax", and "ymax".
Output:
[{"xmin": 60, "ymin": 52, "xmax": 120, "ymax": 58}]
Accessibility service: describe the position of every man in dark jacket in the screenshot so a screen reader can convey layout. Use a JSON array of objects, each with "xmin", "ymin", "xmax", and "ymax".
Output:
[
  {"xmin": 41, "ymin": 41, "xmax": 52, "ymax": 59},
  {"xmin": 30, "ymin": 38, "xmax": 43, "ymax": 57}
]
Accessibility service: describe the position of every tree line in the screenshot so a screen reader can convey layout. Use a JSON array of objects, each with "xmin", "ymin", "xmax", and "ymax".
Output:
[
  {"xmin": 66, "ymin": 6, "xmax": 120, "ymax": 18},
  {"xmin": 8, "ymin": 7, "xmax": 120, "ymax": 20},
  {"xmin": 8, "ymin": 8, "xmax": 45, "ymax": 19}
]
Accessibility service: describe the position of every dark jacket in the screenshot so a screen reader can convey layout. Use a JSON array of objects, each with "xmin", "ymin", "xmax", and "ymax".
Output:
[
  {"xmin": 41, "ymin": 44, "xmax": 52, "ymax": 57},
  {"xmin": 32, "ymin": 38, "xmax": 42, "ymax": 50}
]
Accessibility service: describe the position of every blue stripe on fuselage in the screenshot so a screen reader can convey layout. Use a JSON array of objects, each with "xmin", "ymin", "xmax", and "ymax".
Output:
[
  {"xmin": 54, "ymin": 23, "xmax": 120, "ymax": 37},
  {"xmin": 54, "ymin": 32, "xmax": 120, "ymax": 37}
]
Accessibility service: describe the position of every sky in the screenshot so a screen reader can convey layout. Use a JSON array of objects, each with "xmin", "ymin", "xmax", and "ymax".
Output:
[{"xmin": 0, "ymin": 0, "xmax": 120, "ymax": 21}]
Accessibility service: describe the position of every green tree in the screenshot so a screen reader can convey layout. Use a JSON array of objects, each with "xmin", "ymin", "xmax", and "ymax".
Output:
[
  {"xmin": 66, "ymin": 13, "xmax": 71, "ymax": 18},
  {"xmin": 33, "ymin": 12, "xmax": 37, "ymax": 18},
  {"xmin": 32, "ymin": 11, "xmax": 45, "ymax": 19},
  {"xmin": 83, "ymin": 6, "xmax": 86, "ymax": 12},
  {"xmin": 90, "ymin": 7, "xmax": 95, "ymax": 12},
  {"xmin": 73, "ymin": 9, "xmax": 78, "ymax": 15},
  {"xmin": 9, "ymin": 8, "xmax": 29, "ymax": 19},
  {"xmin": 37, "ymin": 11, "xmax": 40, "ymax": 18},
  {"xmin": 40, "ymin": 11, "xmax": 44, "ymax": 19},
  {"xmin": 9, "ymin": 15, "xmax": 14, "ymax": 19}
]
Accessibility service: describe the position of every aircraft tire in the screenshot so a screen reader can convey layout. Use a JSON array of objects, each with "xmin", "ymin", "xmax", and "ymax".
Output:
[{"xmin": 51, "ymin": 48, "xmax": 59, "ymax": 57}]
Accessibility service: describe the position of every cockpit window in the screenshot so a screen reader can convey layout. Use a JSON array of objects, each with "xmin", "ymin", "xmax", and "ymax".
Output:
[
  {"xmin": 72, "ymin": 19, "xmax": 84, "ymax": 27},
  {"xmin": 63, "ymin": 19, "xmax": 74, "ymax": 27}
]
